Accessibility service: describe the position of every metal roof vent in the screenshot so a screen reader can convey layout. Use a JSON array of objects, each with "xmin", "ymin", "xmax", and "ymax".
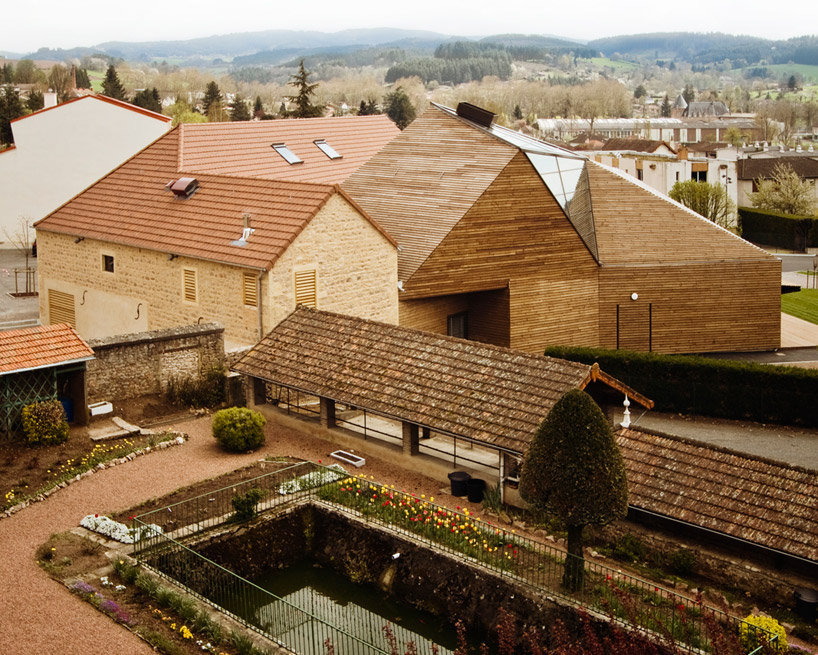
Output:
[
  {"xmin": 456, "ymin": 102, "xmax": 495, "ymax": 128},
  {"xmin": 166, "ymin": 177, "xmax": 199, "ymax": 197},
  {"xmin": 230, "ymin": 213, "xmax": 255, "ymax": 247}
]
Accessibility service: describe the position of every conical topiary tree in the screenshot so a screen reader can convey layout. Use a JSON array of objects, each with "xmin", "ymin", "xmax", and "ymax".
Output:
[
  {"xmin": 101, "ymin": 64, "xmax": 127, "ymax": 101},
  {"xmin": 519, "ymin": 388, "xmax": 628, "ymax": 591}
]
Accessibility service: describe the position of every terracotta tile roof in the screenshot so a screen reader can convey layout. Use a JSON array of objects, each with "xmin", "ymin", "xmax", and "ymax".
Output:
[
  {"xmin": 232, "ymin": 307, "xmax": 647, "ymax": 453},
  {"xmin": 0, "ymin": 323, "xmax": 94, "ymax": 375},
  {"xmin": 34, "ymin": 128, "xmax": 370, "ymax": 270},
  {"xmin": 588, "ymin": 162, "xmax": 774, "ymax": 265},
  {"xmin": 178, "ymin": 115, "xmax": 399, "ymax": 184},
  {"xmin": 600, "ymin": 138, "xmax": 676, "ymax": 154},
  {"xmin": 618, "ymin": 427, "xmax": 818, "ymax": 563},
  {"xmin": 737, "ymin": 156, "xmax": 818, "ymax": 180}
]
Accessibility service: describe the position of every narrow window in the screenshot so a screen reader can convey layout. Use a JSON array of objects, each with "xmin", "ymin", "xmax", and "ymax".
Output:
[
  {"xmin": 102, "ymin": 254, "xmax": 114, "ymax": 273},
  {"xmin": 636, "ymin": 169, "xmax": 644, "ymax": 181},
  {"xmin": 447, "ymin": 312, "xmax": 468, "ymax": 339},
  {"xmin": 294, "ymin": 269, "xmax": 317, "ymax": 308},
  {"xmin": 183, "ymin": 269, "xmax": 197, "ymax": 303},
  {"xmin": 272, "ymin": 143, "xmax": 302, "ymax": 165},
  {"xmin": 242, "ymin": 272, "xmax": 258, "ymax": 307},
  {"xmin": 48, "ymin": 289, "xmax": 76, "ymax": 328}
]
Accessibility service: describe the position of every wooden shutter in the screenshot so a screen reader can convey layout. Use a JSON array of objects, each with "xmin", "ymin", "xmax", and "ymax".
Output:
[
  {"xmin": 48, "ymin": 289, "xmax": 76, "ymax": 328},
  {"xmin": 242, "ymin": 272, "xmax": 258, "ymax": 307},
  {"xmin": 294, "ymin": 270, "xmax": 317, "ymax": 308},
  {"xmin": 183, "ymin": 269, "xmax": 197, "ymax": 302}
]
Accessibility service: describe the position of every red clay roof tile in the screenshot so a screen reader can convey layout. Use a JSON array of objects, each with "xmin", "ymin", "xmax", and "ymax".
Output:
[{"xmin": 0, "ymin": 323, "xmax": 94, "ymax": 375}]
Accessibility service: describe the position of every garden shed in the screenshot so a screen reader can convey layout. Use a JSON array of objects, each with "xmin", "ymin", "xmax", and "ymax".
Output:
[
  {"xmin": 232, "ymin": 306, "xmax": 653, "ymax": 494},
  {"xmin": 0, "ymin": 323, "xmax": 94, "ymax": 436}
]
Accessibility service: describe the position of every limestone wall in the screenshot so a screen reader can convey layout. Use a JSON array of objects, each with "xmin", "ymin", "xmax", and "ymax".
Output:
[{"xmin": 86, "ymin": 323, "xmax": 224, "ymax": 402}]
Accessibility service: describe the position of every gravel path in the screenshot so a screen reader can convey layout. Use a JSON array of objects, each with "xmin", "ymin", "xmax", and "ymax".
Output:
[{"xmin": 0, "ymin": 414, "xmax": 450, "ymax": 655}]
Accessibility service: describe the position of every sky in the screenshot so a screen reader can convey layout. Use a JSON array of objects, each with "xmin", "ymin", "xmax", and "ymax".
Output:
[{"xmin": 3, "ymin": 0, "xmax": 811, "ymax": 55}]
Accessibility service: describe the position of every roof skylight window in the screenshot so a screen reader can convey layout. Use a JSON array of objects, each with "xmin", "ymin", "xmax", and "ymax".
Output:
[
  {"xmin": 272, "ymin": 143, "xmax": 302, "ymax": 165},
  {"xmin": 314, "ymin": 139, "xmax": 342, "ymax": 160}
]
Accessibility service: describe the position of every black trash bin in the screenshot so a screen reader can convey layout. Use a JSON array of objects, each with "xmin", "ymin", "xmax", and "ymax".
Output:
[
  {"xmin": 448, "ymin": 471, "xmax": 471, "ymax": 496},
  {"xmin": 794, "ymin": 587, "xmax": 818, "ymax": 622},
  {"xmin": 466, "ymin": 478, "xmax": 486, "ymax": 503}
]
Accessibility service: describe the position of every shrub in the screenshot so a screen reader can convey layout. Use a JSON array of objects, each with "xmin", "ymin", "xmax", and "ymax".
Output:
[
  {"xmin": 166, "ymin": 366, "xmax": 225, "ymax": 408},
  {"xmin": 739, "ymin": 615, "xmax": 788, "ymax": 653},
  {"xmin": 21, "ymin": 400, "xmax": 69, "ymax": 445},
  {"xmin": 231, "ymin": 487, "xmax": 266, "ymax": 521},
  {"xmin": 611, "ymin": 533, "xmax": 646, "ymax": 564},
  {"xmin": 212, "ymin": 407, "xmax": 266, "ymax": 452},
  {"xmin": 668, "ymin": 547, "xmax": 697, "ymax": 576}
]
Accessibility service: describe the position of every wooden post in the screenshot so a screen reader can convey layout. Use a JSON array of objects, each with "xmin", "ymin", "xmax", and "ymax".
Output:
[
  {"xmin": 320, "ymin": 397, "xmax": 336, "ymax": 428},
  {"xmin": 402, "ymin": 421, "xmax": 419, "ymax": 456},
  {"xmin": 421, "ymin": 426, "xmax": 431, "ymax": 439}
]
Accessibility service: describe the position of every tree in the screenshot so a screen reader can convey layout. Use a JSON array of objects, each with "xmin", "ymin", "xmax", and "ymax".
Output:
[
  {"xmin": 357, "ymin": 98, "xmax": 380, "ymax": 116},
  {"xmin": 3, "ymin": 217, "xmax": 35, "ymax": 293},
  {"xmin": 383, "ymin": 86, "xmax": 416, "ymax": 130},
  {"xmin": 75, "ymin": 67, "xmax": 91, "ymax": 90},
  {"xmin": 724, "ymin": 126, "xmax": 745, "ymax": 147},
  {"xmin": 513, "ymin": 103, "xmax": 523, "ymax": 120},
  {"xmin": 660, "ymin": 94, "xmax": 671, "ymax": 117},
  {"xmin": 787, "ymin": 75, "xmax": 797, "ymax": 91},
  {"xmin": 750, "ymin": 163, "xmax": 818, "ymax": 216},
  {"xmin": 0, "ymin": 85, "xmax": 26, "ymax": 146},
  {"xmin": 682, "ymin": 83, "xmax": 695, "ymax": 103},
  {"xmin": 13, "ymin": 59, "xmax": 39, "ymax": 84},
  {"xmin": 519, "ymin": 389, "xmax": 628, "ymax": 591},
  {"xmin": 285, "ymin": 60, "xmax": 323, "ymax": 118},
  {"xmin": 131, "ymin": 88, "xmax": 162, "ymax": 113},
  {"xmin": 101, "ymin": 64, "xmax": 127, "ymax": 100},
  {"xmin": 229, "ymin": 94, "xmax": 251, "ymax": 121},
  {"xmin": 669, "ymin": 180, "xmax": 737, "ymax": 229},
  {"xmin": 26, "ymin": 90, "xmax": 43, "ymax": 112},
  {"xmin": 48, "ymin": 64, "xmax": 73, "ymax": 103},
  {"xmin": 633, "ymin": 84, "xmax": 647, "ymax": 99},
  {"xmin": 253, "ymin": 95, "xmax": 264, "ymax": 119},
  {"xmin": 202, "ymin": 81, "xmax": 225, "ymax": 121}
]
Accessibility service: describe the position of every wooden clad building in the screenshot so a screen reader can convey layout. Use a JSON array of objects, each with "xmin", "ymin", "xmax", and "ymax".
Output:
[{"xmin": 343, "ymin": 103, "xmax": 781, "ymax": 354}]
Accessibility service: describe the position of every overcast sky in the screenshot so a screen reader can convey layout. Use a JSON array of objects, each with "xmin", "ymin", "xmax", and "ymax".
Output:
[{"xmin": 3, "ymin": 0, "xmax": 810, "ymax": 54}]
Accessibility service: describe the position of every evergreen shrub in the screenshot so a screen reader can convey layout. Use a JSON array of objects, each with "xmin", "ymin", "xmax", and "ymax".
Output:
[
  {"xmin": 544, "ymin": 346, "xmax": 818, "ymax": 427},
  {"xmin": 231, "ymin": 487, "xmax": 265, "ymax": 521},
  {"xmin": 738, "ymin": 206, "xmax": 817, "ymax": 251},
  {"xmin": 212, "ymin": 407, "xmax": 266, "ymax": 452},
  {"xmin": 21, "ymin": 399, "xmax": 70, "ymax": 445}
]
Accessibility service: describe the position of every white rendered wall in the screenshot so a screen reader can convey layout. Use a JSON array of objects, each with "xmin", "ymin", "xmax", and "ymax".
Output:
[{"xmin": 0, "ymin": 96, "xmax": 170, "ymax": 247}]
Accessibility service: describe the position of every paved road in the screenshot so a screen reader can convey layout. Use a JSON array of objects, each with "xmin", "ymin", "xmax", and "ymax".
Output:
[{"xmin": 0, "ymin": 248, "xmax": 40, "ymax": 330}]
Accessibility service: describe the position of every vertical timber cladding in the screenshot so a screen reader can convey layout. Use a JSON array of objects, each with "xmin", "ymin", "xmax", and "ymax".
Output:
[
  {"xmin": 400, "ymin": 151, "xmax": 600, "ymax": 353},
  {"xmin": 599, "ymin": 260, "xmax": 781, "ymax": 354}
]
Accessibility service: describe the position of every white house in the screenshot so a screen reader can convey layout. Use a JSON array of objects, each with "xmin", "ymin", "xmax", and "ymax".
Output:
[{"xmin": 0, "ymin": 95, "xmax": 171, "ymax": 247}]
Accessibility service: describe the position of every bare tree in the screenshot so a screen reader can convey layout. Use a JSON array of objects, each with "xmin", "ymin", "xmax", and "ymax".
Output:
[{"xmin": 3, "ymin": 216, "xmax": 36, "ymax": 295}]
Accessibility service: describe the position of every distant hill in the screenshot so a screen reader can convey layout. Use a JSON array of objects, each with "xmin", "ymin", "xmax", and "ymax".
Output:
[
  {"xmin": 478, "ymin": 34, "xmax": 584, "ymax": 48},
  {"xmin": 587, "ymin": 32, "xmax": 818, "ymax": 66}
]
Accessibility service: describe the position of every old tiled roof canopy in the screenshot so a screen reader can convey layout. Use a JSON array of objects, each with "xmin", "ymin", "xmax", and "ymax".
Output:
[
  {"xmin": 0, "ymin": 323, "xmax": 94, "ymax": 375},
  {"xmin": 178, "ymin": 115, "xmax": 399, "ymax": 184},
  {"xmin": 232, "ymin": 307, "xmax": 650, "ymax": 453},
  {"xmin": 35, "ymin": 125, "xmax": 394, "ymax": 270},
  {"xmin": 618, "ymin": 427, "xmax": 818, "ymax": 563},
  {"xmin": 737, "ymin": 156, "xmax": 818, "ymax": 181}
]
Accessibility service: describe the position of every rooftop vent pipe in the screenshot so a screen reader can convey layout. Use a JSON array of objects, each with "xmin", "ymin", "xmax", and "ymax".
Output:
[
  {"xmin": 166, "ymin": 177, "xmax": 199, "ymax": 197},
  {"xmin": 456, "ymin": 102, "xmax": 496, "ymax": 128}
]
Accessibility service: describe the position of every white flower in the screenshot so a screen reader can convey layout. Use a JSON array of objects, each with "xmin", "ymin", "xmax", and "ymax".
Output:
[
  {"xmin": 80, "ymin": 514, "xmax": 163, "ymax": 544},
  {"xmin": 278, "ymin": 464, "xmax": 346, "ymax": 495}
]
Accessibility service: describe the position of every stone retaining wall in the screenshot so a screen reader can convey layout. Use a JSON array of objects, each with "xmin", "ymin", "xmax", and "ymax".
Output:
[{"xmin": 86, "ymin": 324, "xmax": 224, "ymax": 403}]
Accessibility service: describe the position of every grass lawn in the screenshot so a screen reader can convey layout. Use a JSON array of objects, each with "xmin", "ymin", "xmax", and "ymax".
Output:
[
  {"xmin": 87, "ymin": 70, "xmax": 104, "ymax": 92},
  {"xmin": 782, "ymin": 288, "xmax": 818, "ymax": 324}
]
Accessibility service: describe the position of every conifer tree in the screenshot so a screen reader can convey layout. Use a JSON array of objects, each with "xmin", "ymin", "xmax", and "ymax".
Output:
[
  {"xmin": 285, "ymin": 60, "xmax": 323, "ymax": 118},
  {"xmin": 132, "ymin": 88, "xmax": 162, "ymax": 113},
  {"xmin": 253, "ymin": 95, "xmax": 264, "ymax": 118},
  {"xmin": 202, "ymin": 81, "xmax": 225, "ymax": 121},
  {"xmin": 383, "ymin": 86, "xmax": 416, "ymax": 130},
  {"xmin": 0, "ymin": 85, "xmax": 26, "ymax": 145},
  {"xmin": 75, "ymin": 68, "xmax": 91, "ymax": 89},
  {"xmin": 519, "ymin": 389, "xmax": 628, "ymax": 591},
  {"xmin": 229, "ymin": 94, "xmax": 251, "ymax": 121},
  {"xmin": 101, "ymin": 64, "xmax": 127, "ymax": 100}
]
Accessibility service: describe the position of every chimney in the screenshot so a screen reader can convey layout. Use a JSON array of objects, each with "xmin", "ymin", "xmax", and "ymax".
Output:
[
  {"xmin": 71, "ymin": 65, "xmax": 77, "ymax": 90},
  {"xmin": 44, "ymin": 91, "xmax": 58, "ymax": 108},
  {"xmin": 678, "ymin": 145, "xmax": 688, "ymax": 161}
]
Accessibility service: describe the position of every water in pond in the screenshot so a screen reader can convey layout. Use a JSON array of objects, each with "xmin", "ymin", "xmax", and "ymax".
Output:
[{"xmin": 219, "ymin": 561, "xmax": 458, "ymax": 655}]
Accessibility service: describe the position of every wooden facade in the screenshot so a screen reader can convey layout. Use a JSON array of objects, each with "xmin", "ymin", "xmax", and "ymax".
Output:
[{"xmin": 343, "ymin": 104, "xmax": 781, "ymax": 355}]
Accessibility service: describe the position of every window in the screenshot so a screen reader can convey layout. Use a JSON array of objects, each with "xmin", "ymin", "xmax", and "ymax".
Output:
[
  {"xmin": 182, "ymin": 269, "xmax": 197, "ymax": 303},
  {"xmin": 314, "ymin": 139, "xmax": 342, "ymax": 159},
  {"xmin": 102, "ymin": 254, "xmax": 114, "ymax": 273},
  {"xmin": 447, "ymin": 312, "xmax": 467, "ymax": 339},
  {"xmin": 272, "ymin": 143, "xmax": 302, "ymax": 165},
  {"xmin": 242, "ymin": 272, "xmax": 258, "ymax": 307},
  {"xmin": 294, "ymin": 269, "xmax": 317, "ymax": 308},
  {"xmin": 48, "ymin": 289, "xmax": 76, "ymax": 328},
  {"xmin": 636, "ymin": 169, "xmax": 644, "ymax": 181},
  {"xmin": 691, "ymin": 170, "xmax": 707, "ymax": 182}
]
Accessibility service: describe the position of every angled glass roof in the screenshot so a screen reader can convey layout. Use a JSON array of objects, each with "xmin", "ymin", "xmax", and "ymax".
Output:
[
  {"xmin": 526, "ymin": 153, "xmax": 584, "ymax": 208},
  {"xmin": 271, "ymin": 143, "xmax": 302, "ymax": 165},
  {"xmin": 314, "ymin": 139, "xmax": 342, "ymax": 160}
]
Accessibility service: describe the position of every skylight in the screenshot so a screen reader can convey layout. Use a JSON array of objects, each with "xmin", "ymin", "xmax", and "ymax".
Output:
[
  {"xmin": 272, "ymin": 143, "xmax": 302, "ymax": 165},
  {"xmin": 314, "ymin": 139, "xmax": 342, "ymax": 160}
]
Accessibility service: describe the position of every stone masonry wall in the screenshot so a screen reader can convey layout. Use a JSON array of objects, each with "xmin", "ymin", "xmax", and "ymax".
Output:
[{"xmin": 85, "ymin": 323, "xmax": 224, "ymax": 403}]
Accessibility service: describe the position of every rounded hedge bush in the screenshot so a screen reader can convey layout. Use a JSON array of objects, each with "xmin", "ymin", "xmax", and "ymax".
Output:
[
  {"xmin": 212, "ymin": 407, "xmax": 266, "ymax": 452},
  {"xmin": 21, "ymin": 399, "xmax": 70, "ymax": 445},
  {"xmin": 739, "ymin": 615, "xmax": 788, "ymax": 654}
]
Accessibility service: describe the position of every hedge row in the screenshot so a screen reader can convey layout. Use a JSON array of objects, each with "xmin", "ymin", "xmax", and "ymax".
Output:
[
  {"xmin": 544, "ymin": 346, "xmax": 818, "ymax": 427},
  {"xmin": 738, "ymin": 206, "xmax": 818, "ymax": 252}
]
